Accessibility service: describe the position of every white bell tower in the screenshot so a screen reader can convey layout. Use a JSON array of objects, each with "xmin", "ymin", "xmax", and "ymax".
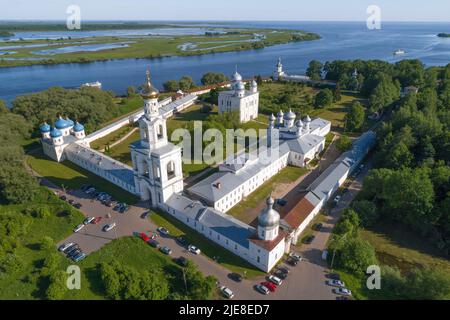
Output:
[{"xmin": 131, "ymin": 70, "xmax": 184, "ymax": 208}]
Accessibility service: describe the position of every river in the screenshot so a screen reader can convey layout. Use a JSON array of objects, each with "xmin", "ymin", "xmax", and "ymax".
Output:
[{"xmin": 1, "ymin": 21, "xmax": 449, "ymax": 105}]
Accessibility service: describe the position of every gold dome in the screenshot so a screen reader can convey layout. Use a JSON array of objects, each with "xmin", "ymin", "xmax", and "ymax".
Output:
[{"xmin": 141, "ymin": 69, "xmax": 159, "ymax": 99}]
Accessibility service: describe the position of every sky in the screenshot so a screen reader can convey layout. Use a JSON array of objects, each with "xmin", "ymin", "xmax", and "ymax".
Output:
[{"xmin": 0, "ymin": 0, "xmax": 449, "ymax": 22}]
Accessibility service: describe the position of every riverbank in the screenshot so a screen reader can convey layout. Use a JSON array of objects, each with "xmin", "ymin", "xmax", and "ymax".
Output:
[{"xmin": 0, "ymin": 28, "xmax": 320, "ymax": 68}]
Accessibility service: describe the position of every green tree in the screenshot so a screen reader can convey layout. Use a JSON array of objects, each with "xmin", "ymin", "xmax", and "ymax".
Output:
[
  {"xmin": 46, "ymin": 270, "xmax": 68, "ymax": 300},
  {"xmin": 406, "ymin": 267, "xmax": 450, "ymax": 300},
  {"xmin": 306, "ymin": 60, "xmax": 323, "ymax": 81},
  {"xmin": 352, "ymin": 200, "xmax": 379, "ymax": 227},
  {"xmin": 184, "ymin": 262, "xmax": 216, "ymax": 300},
  {"xmin": 126, "ymin": 86, "xmax": 136, "ymax": 97},
  {"xmin": 314, "ymin": 89, "xmax": 333, "ymax": 108},
  {"xmin": 345, "ymin": 101, "xmax": 365, "ymax": 132},
  {"xmin": 336, "ymin": 237, "xmax": 378, "ymax": 274},
  {"xmin": 178, "ymin": 76, "xmax": 196, "ymax": 91},
  {"xmin": 201, "ymin": 72, "xmax": 229, "ymax": 86},
  {"xmin": 163, "ymin": 80, "xmax": 179, "ymax": 92},
  {"xmin": 336, "ymin": 135, "xmax": 352, "ymax": 151},
  {"xmin": 333, "ymin": 84, "xmax": 342, "ymax": 102},
  {"xmin": 0, "ymin": 99, "xmax": 8, "ymax": 114}
]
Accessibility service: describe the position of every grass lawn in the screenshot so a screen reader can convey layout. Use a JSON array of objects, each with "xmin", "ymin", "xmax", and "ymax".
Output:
[
  {"xmin": 90, "ymin": 125, "xmax": 136, "ymax": 150},
  {"xmin": 0, "ymin": 189, "xmax": 85, "ymax": 299},
  {"xmin": 26, "ymin": 149, "xmax": 139, "ymax": 204},
  {"xmin": 311, "ymin": 91, "xmax": 368, "ymax": 133},
  {"xmin": 105, "ymin": 129, "xmax": 140, "ymax": 166},
  {"xmin": 228, "ymin": 166, "xmax": 309, "ymax": 223},
  {"xmin": 149, "ymin": 209, "xmax": 265, "ymax": 278},
  {"xmin": 360, "ymin": 222, "xmax": 450, "ymax": 274}
]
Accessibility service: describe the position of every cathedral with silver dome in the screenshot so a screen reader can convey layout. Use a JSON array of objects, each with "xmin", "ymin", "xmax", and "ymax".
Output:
[{"xmin": 218, "ymin": 68, "xmax": 259, "ymax": 123}]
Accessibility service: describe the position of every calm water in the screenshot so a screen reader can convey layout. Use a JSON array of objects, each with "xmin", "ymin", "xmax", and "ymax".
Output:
[{"xmin": 1, "ymin": 21, "xmax": 449, "ymax": 105}]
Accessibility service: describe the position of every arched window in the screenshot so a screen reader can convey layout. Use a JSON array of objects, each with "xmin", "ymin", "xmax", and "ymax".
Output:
[
  {"xmin": 142, "ymin": 160, "xmax": 149, "ymax": 176},
  {"xmin": 167, "ymin": 161, "xmax": 176, "ymax": 180},
  {"xmin": 157, "ymin": 124, "xmax": 164, "ymax": 140}
]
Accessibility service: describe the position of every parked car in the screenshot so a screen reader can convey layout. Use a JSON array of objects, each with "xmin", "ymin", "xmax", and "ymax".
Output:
[
  {"xmin": 176, "ymin": 236, "xmax": 189, "ymax": 247},
  {"xmin": 314, "ymin": 223, "xmax": 323, "ymax": 231},
  {"xmin": 159, "ymin": 246, "xmax": 172, "ymax": 255},
  {"xmin": 228, "ymin": 273, "xmax": 243, "ymax": 282},
  {"xmin": 148, "ymin": 240, "xmax": 160, "ymax": 248},
  {"xmin": 333, "ymin": 195, "xmax": 341, "ymax": 207},
  {"xmin": 220, "ymin": 286, "xmax": 235, "ymax": 299},
  {"xmin": 303, "ymin": 235, "xmax": 315, "ymax": 244},
  {"xmin": 327, "ymin": 273, "xmax": 341, "ymax": 281},
  {"xmin": 58, "ymin": 242, "xmax": 74, "ymax": 252},
  {"xmin": 67, "ymin": 249, "xmax": 82, "ymax": 259},
  {"xmin": 289, "ymin": 252, "xmax": 302, "ymax": 262},
  {"xmin": 157, "ymin": 227, "xmax": 170, "ymax": 236},
  {"xmin": 140, "ymin": 211, "xmax": 150, "ymax": 219},
  {"xmin": 175, "ymin": 256, "xmax": 189, "ymax": 267},
  {"xmin": 274, "ymin": 271, "xmax": 287, "ymax": 280},
  {"xmin": 73, "ymin": 224, "xmax": 84, "ymax": 233},
  {"xmin": 327, "ymin": 280, "xmax": 346, "ymax": 288},
  {"xmin": 73, "ymin": 203, "xmax": 82, "ymax": 209},
  {"xmin": 277, "ymin": 266, "xmax": 290, "ymax": 274},
  {"xmin": 119, "ymin": 204, "xmax": 130, "ymax": 213},
  {"xmin": 92, "ymin": 217, "xmax": 102, "ymax": 224},
  {"xmin": 85, "ymin": 187, "xmax": 96, "ymax": 195},
  {"xmin": 84, "ymin": 217, "xmax": 95, "ymax": 225},
  {"xmin": 103, "ymin": 223, "xmax": 117, "ymax": 232},
  {"xmin": 68, "ymin": 199, "xmax": 75, "ymax": 205},
  {"xmin": 65, "ymin": 245, "xmax": 80, "ymax": 256},
  {"xmin": 261, "ymin": 281, "xmax": 277, "ymax": 292},
  {"xmin": 104, "ymin": 199, "xmax": 115, "ymax": 207},
  {"xmin": 276, "ymin": 199, "xmax": 288, "ymax": 207},
  {"xmin": 72, "ymin": 252, "xmax": 87, "ymax": 262},
  {"xmin": 255, "ymin": 284, "xmax": 270, "ymax": 295},
  {"xmin": 286, "ymin": 257, "xmax": 298, "ymax": 267},
  {"xmin": 188, "ymin": 245, "xmax": 201, "ymax": 255},
  {"xmin": 268, "ymin": 275, "xmax": 283, "ymax": 286},
  {"xmin": 334, "ymin": 288, "xmax": 352, "ymax": 296},
  {"xmin": 59, "ymin": 195, "xmax": 67, "ymax": 201}
]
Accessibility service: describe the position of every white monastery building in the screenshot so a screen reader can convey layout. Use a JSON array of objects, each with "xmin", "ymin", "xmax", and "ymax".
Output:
[
  {"xmin": 40, "ymin": 69, "xmax": 374, "ymax": 272},
  {"xmin": 218, "ymin": 70, "xmax": 259, "ymax": 123}
]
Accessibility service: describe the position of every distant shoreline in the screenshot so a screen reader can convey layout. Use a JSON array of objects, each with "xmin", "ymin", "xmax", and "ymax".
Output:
[{"xmin": 437, "ymin": 33, "xmax": 450, "ymax": 38}]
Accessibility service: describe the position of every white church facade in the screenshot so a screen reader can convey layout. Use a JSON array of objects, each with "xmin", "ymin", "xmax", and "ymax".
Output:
[{"xmin": 218, "ymin": 70, "xmax": 259, "ymax": 123}]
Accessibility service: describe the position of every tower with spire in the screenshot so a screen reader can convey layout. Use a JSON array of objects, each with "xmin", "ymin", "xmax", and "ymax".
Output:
[
  {"xmin": 274, "ymin": 57, "xmax": 285, "ymax": 81},
  {"xmin": 131, "ymin": 70, "xmax": 183, "ymax": 207}
]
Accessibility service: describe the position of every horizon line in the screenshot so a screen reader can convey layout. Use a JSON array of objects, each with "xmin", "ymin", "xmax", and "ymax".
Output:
[{"xmin": 1, "ymin": 19, "xmax": 450, "ymax": 23}]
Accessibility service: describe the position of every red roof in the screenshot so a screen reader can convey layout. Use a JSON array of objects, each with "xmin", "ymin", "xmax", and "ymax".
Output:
[
  {"xmin": 249, "ymin": 230, "xmax": 288, "ymax": 251},
  {"xmin": 282, "ymin": 197, "xmax": 315, "ymax": 229}
]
